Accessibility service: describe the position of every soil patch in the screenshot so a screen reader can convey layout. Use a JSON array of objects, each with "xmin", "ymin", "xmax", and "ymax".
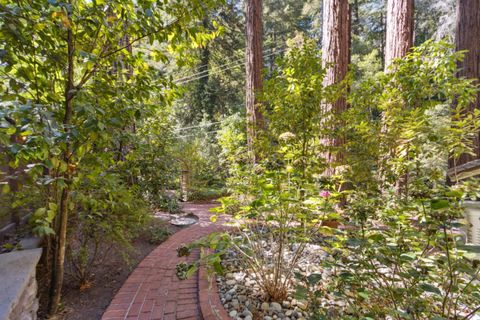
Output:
[{"xmin": 37, "ymin": 221, "xmax": 183, "ymax": 320}]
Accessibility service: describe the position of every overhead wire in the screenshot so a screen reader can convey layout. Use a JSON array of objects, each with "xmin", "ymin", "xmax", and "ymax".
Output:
[
  {"xmin": 175, "ymin": 47, "xmax": 287, "ymax": 85},
  {"xmin": 173, "ymin": 121, "xmax": 223, "ymax": 132},
  {"xmin": 175, "ymin": 128, "xmax": 221, "ymax": 139},
  {"xmin": 174, "ymin": 43, "xmax": 287, "ymax": 82},
  {"xmin": 174, "ymin": 44, "xmax": 287, "ymax": 83}
]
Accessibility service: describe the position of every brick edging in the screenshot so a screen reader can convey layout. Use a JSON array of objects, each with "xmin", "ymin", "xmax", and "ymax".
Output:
[{"xmin": 198, "ymin": 249, "xmax": 230, "ymax": 320}]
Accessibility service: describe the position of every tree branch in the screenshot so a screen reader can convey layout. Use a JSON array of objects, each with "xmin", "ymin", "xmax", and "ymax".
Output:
[{"xmin": 100, "ymin": 17, "xmax": 180, "ymax": 60}]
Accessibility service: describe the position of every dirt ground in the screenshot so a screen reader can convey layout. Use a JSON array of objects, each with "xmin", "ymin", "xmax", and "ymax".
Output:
[{"xmin": 37, "ymin": 222, "xmax": 183, "ymax": 320}]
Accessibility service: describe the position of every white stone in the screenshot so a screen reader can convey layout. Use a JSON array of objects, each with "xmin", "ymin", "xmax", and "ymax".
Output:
[
  {"xmin": 297, "ymin": 301, "xmax": 308, "ymax": 310},
  {"xmin": 270, "ymin": 302, "xmax": 282, "ymax": 313},
  {"xmin": 261, "ymin": 302, "xmax": 270, "ymax": 311},
  {"xmin": 226, "ymin": 279, "xmax": 236, "ymax": 286}
]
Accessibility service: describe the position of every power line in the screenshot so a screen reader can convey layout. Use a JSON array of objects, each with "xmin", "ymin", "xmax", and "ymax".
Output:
[
  {"xmin": 175, "ymin": 128, "xmax": 221, "ymax": 139},
  {"xmin": 173, "ymin": 121, "xmax": 223, "ymax": 132},
  {"xmin": 177, "ymin": 45, "xmax": 286, "ymax": 82},
  {"xmin": 175, "ymin": 43, "xmax": 287, "ymax": 81},
  {"xmin": 174, "ymin": 45, "xmax": 286, "ymax": 83},
  {"xmin": 175, "ymin": 47, "xmax": 287, "ymax": 85}
]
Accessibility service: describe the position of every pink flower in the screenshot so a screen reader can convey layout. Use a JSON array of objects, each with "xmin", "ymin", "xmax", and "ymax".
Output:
[{"xmin": 319, "ymin": 190, "xmax": 331, "ymax": 198}]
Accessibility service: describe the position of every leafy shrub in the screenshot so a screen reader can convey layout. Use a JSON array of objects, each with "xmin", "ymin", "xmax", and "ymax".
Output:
[
  {"xmin": 147, "ymin": 220, "xmax": 172, "ymax": 245},
  {"xmin": 154, "ymin": 194, "xmax": 182, "ymax": 214},
  {"xmin": 294, "ymin": 41, "xmax": 480, "ymax": 319},
  {"xmin": 188, "ymin": 187, "xmax": 227, "ymax": 201},
  {"xmin": 66, "ymin": 173, "xmax": 150, "ymax": 287},
  {"xmin": 211, "ymin": 40, "xmax": 480, "ymax": 319},
  {"xmin": 212, "ymin": 38, "xmax": 341, "ymax": 301}
]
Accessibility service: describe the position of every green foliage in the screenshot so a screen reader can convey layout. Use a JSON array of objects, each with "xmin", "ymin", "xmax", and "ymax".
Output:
[
  {"xmin": 212, "ymin": 39, "xmax": 480, "ymax": 318},
  {"xmin": 301, "ymin": 41, "xmax": 480, "ymax": 319},
  {"xmin": 212, "ymin": 39, "xmax": 345, "ymax": 302},
  {"xmin": 188, "ymin": 186, "xmax": 227, "ymax": 201},
  {"xmin": 147, "ymin": 220, "xmax": 172, "ymax": 245},
  {"xmin": 0, "ymin": 0, "xmax": 224, "ymax": 305},
  {"xmin": 67, "ymin": 173, "xmax": 149, "ymax": 287}
]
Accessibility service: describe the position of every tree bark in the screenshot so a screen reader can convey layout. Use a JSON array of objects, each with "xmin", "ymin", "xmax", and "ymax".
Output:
[
  {"xmin": 48, "ymin": 21, "xmax": 74, "ymax": 316},
  {"xmin": 452, "ymin": 0, "xmax": 480, "ymax": 167},
  {"xmin": 246, "ymin": 0, "xmax": 263, "ymax": 163},
  {"xmin": 321, "ymin": 0, "xmax": 350, "ymax": 176},
  {"xmin": 8, "ymin": 134, "xmax": 21, "ymax": 225},
  {"xmin": 384, "ymin": 0, "xmax": 414, "ymax": 70}
]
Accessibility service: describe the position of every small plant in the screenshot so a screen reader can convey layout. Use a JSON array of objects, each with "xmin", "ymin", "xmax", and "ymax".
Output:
[
  {"xmin": 175, "ymin": 262, "xmax": 194, "ymax": 280},
  {"xmin": 147, "ymin": 222, "xmax": 172, "ymax": 245},
  {"xmin": 156, "ymin": 195, "xmax": 182, "ymax": 214},
  {"xmin": 177, "ymin": 244, "xmax": 191, "ymax": 257}
]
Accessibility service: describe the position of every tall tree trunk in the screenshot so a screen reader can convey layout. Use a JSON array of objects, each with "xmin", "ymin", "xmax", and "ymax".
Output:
[
  {"xmin": 380, "ymin": 11, "xmax": 385, "ymax": 70},
  {"xmin": 48, "ymin": 22, "xmax": 74, "ymax": 316},
  {"xmin": 384, "ymin": 0, "xmax": 414, "ymax": 70},
  {"xmin": 246, "ymin": 0, "xmax": 263, "ymax": 163},
  {"xmin": 383, "ymin": 0, "xmax": 413, "ymax": 197},
  {"xmin": 321, "ymin": 0, "xmax": 350, "ymax": 176},
  {"xmin": 451, "ymin": 0, "xmax": 480, "ymax": 169}
]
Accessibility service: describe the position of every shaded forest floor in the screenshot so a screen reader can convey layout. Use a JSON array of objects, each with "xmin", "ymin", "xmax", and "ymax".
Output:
[{"xmin": 37, "ymin": 221, "xmax": 184, "ymax": 320}]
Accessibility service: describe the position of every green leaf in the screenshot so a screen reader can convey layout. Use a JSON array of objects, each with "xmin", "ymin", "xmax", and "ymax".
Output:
[
  {"xmin": 431, "ymin": 199, "xmax": 450, "ymax": 210},
  {"xmin": 1, "ymin": 184, "xmax": 10, "ymax": 194},
  {"xmin": 419, "ymin": 283, "xmax": 442, "ymax": 295},
  {"xmin": 307, "ymin": 273, "xmax": 322, "ymax": 285},
  {"xmin": 294, "ymin": 285, "xmax": 309, "ymax": 300}
]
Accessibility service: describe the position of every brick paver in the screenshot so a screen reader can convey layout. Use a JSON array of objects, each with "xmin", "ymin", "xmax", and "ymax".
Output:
[{"xmin": 102, "ymin": 203, "xmax": 227, "ymax": 320}]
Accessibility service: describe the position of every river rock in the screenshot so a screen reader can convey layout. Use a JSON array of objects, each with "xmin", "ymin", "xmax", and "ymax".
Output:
[
  {"xmin": 270, "ymin": 302, "xmax": 282, "ymax": 313},
  {"xmin": 261, "ymin": 302, "xmax": 270, "ymax": 311}
]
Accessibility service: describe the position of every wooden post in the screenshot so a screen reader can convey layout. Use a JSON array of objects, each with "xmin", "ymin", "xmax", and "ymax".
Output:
[{"xmin": 181, "ymin": 169, "xmax": 189, "ymax": 202}]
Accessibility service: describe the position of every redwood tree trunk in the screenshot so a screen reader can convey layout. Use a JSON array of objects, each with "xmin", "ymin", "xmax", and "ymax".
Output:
[
  {"xmin": 246, "ymin": 0, "xmax": 263, "ymax": 163},
  {"xmin": 453, "ymin": 0, "xmax": 480, "ymax": 167},
  {"xmin": 384, "ymin": 0, "xmax": 414, "ymax": 70},
  {"xmin": 322, "ymin": 0, "xmax": 350, "ymax": 175}
]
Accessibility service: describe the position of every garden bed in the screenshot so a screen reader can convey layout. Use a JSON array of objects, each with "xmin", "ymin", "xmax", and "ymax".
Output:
[
  {"xmin": 213, "ymin": 237, "xmax": 329, "ymax": 320},
  {"xmin": 36, "ymin": 217, "xmax": 184, "ymax": 320}
]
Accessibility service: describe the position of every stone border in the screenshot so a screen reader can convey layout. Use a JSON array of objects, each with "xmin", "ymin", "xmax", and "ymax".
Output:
[
  {"xmin": 198, "ymin": 249, "xmax": 230, "ymax": 320},
  {"xmin": 0, "ymin": 248, "xmax": 42, "ymax": 320}
]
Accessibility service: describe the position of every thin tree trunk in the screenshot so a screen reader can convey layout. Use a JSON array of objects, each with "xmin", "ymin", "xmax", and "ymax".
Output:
[
  {"xmin": 246, "ymin": 0, "xmax": 263, "ymax": 163},
  {"xmin": 352, "ymin": 0, "xmax": 360, "ymax": 35},
  {"xmin": 380, "ymin": 11, "xmax": 385, "ymax": 70},
  {"xmin": 48, "ymin": 21, "xmax": 75, "ymax": 316},
  {"xmin": 451, "ymin": 0, "xmax": 480, "ymax": 167},
  {"xmin": 199, "ymin": 20, "xmax": 211, "ymax": 118},
  {"xmin": 321, "ymin": 0, "xmax": 350, "ymax": 176},
  {"xmin": 8, "ymin": 134, "xmax": 20, "ymax": 225},
  {"xmin": 384, "ymin": 0, "xmax": 414, "ymax": 70}
]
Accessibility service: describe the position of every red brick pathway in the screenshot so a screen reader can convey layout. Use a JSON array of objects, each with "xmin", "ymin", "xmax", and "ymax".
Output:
[{"xmin": 101, "ymin": 203, "xmax": 227, "ymax": 320}]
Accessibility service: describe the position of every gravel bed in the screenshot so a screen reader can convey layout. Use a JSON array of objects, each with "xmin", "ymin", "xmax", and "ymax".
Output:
[{"xmin": 216, "ymin": 241, "xmax": 329, "ymax": 320}]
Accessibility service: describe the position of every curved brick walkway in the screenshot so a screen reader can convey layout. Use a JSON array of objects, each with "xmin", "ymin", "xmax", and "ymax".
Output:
[{"xmin": 101, "ymin": 203, "xmax": 227, "ymax": 320}]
